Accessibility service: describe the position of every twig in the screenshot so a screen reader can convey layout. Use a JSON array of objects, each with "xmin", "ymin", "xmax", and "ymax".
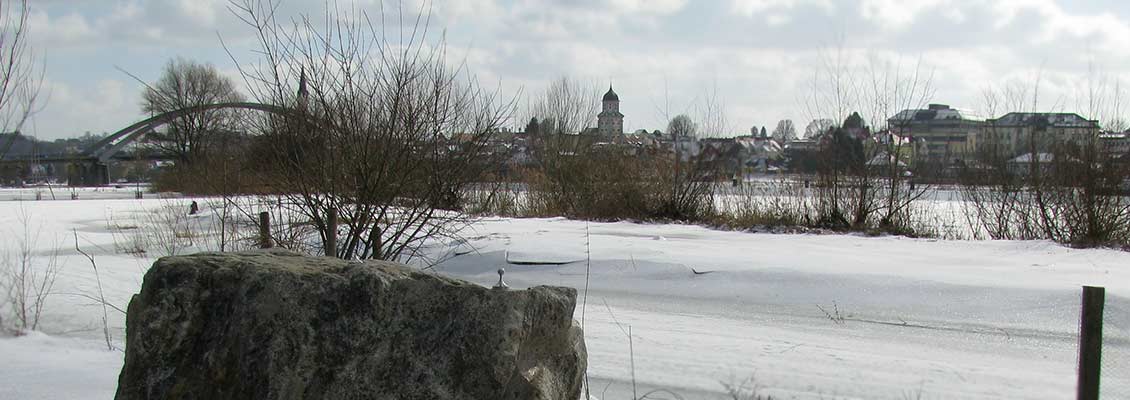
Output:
[
  {"xmin": 582, "ymin": 223, "xmax": 592, "ymax": 400},
  {"xmin": 582, "ymin": 223, "xmax": 591, "ymax": 329},
  {"xmin": 54, "ymin": 292, "xmax": 127, "ymax": 315},
  {"xmin": 75, "ymin": 229, "xmax": 113, "ymax": 351},
  {"xmin": 630, "ymin": 324, "xmax": 637, "ymax": 400},
  {"xmin": 638, "ymin": 388, "xmax": 687, "ymax": 400},
  {"xmin": 816, "ymin": 301, "xmax": 846, "ymax": 325}
]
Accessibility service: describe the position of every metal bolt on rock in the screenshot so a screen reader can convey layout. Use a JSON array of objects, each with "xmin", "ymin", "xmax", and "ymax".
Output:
[{"xmin": 493, "ymin": 268, "xmax": 509, "ymax": 290}]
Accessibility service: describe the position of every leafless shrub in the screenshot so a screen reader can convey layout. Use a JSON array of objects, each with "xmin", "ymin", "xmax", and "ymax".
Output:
[
  {"xmin": 1039, "ymin": 138, "xmax": 1130, "ymax": 247},
  {"xmin": 525, "ymin": 146, "xmax": 714, "ymax": 222},
  {"xmin": 463, "ymin": 182, "xmax": 525, "ymax": 217},
  {"xmin": 228, "ymin": 0, "xmax": 514, "ymax": 262},
  {"xmin": 960, "ymin": 70, "xmax": 1130, "ymax": 247},
  {"xmin": 223, "ymin": 195, "xmax": 323, "ymax": 254},
  {"xmin": 105, "ymin": 209, "xmax": 148, "ymax": 256},
  {"xmin": 721, "ymin": 375, "xmax": 772, "ymax": 400},
  {"xmin": 715, "ymin": 179, "xmax": 814, "ymax": 229},
  {"xmin": 1, "ymin": 206, "xmax": 61, "ymax": 334},
  {"xmin": 127, "ymin": 200, "xmax": 197, "ymax": 257}
]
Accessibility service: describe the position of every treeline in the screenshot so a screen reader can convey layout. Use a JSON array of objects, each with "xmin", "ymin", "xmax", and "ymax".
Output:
[
  {"xmin": 960, "ymin": 134, "xmax": 1130, "ymax": 247},
  {"xmin": 467, "ymin": 111, "xmax": 1130, "ymax": 249}
]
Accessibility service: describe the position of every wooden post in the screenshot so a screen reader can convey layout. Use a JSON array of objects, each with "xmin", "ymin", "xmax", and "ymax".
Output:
[
  {"xmin": 325, "ymin": 207, "xmax": 338, "ymax": 258},
  {"xmin": 1077, "ymin": 285, "xmax": 1104, "ymax": 400},
  {"xmin": 258, "ymin": 211, "xmax": 272, "ymax": 249}
]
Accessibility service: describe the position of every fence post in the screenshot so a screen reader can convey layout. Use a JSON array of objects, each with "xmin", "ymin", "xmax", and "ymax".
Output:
[
  {"xmin": 1077, "ymin": 285, "xmax": 1104, "ymax": 400},
  {"xmin": 258, "ymin": 211, "xmax": 272, "ymax": 249},
  {"xmin": 325, "ymin": 207, "xmax": 338, "ymax": 258}
]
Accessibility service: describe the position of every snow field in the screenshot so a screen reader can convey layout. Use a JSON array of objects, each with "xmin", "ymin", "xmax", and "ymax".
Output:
[{"xmin": 0, "ymin": 195, "xmax": 1127, "ymax": 399}]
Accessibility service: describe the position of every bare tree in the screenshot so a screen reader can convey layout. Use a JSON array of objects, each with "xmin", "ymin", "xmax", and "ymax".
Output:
[
  {"xmin": 1048, "ymin": 63, "xmax": 1130, "ymax": 246},
  {"xmin": 228, "ymin": 0, "xmax": 514, "ymax": 262},
  {"xmin": 0, "ymin": 0, "xmax": 41, "ymax": 157},
  {"xmin": 960, "ymin": 76, "xmax": 1047, "ymax": 240},
  {"xmin": 661, "ymin": 113, "xmax": 714, "ymax": 220},
  {"xmin": 771, "ymin": 119, "xmax": 796, "ymax": 143},
  {"xmin": 800, "ymin": 45, "xmax": 937, "ymax": 232},
  {"xmin": 141, "ymin": 58, "xmax": 245, "ymax": 165},
  {"xmin": 802, "ymin": 40, "xmax": 859, "ymax": 128},
  {"xmin": 864, "ymin": 56, "xmax": 935, "ymax": 230},
  {"xmin": 667, "ymin": 114, "xmax": 697, "ymax": 138},
  {"xmin": 803, "ymin": 118, "xmax": 833, "ymax": 139},
  {"xmin": 696, "ymin": 79, "xmax": 729, "ymax": 138},
  {"xmin": 667, "ymin": 113, "xmax": 697, "ymax": 182},
  {"xmin": 527, "ymin": 76, "xmax": 599, "ymax": 136}
]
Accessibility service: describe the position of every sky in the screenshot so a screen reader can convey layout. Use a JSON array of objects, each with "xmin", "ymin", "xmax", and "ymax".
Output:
[{"xmin": 20, "ymin": 0, "xmax": 1130, "ymax": 140}]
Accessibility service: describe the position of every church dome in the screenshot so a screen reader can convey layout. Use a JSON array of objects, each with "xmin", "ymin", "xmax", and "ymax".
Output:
[{"xmin": 603, "ymin": 86, "xmax": 619, "ymax": 102}]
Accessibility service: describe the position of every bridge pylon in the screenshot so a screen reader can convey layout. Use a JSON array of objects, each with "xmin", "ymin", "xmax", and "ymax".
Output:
[{"xmin": 67, "ymin": 162, "xmax": 109, "ymax": 187}]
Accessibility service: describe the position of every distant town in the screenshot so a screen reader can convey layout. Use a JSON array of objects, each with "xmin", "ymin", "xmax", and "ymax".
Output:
[{"xmin": 3, "ymin": 83, "xmax": 1123, "ymax": 188}]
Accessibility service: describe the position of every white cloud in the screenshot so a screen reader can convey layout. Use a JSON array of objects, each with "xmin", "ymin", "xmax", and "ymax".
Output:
[
  {"xmin": 607, "ymin": 0, "xmax": 688, "ymax": 14},
  {"xmin": 27, "ymin": 10, "xmax": 96, "ymax": 48},
  {"xmin": 173, "ymin": 0, "xmax": 222, "ymax": 26},
  {"xmin": 34, "ymin": 78, "xmax": 137, "ymax": 138},
  {"xmin": 23, "ymin": 0, "xmax": 1130, "ymax": 138},
  {"xmin": 730, "ymin": 0, "xmax": 833, "ymax": 16},
  {"xmin": 859, "ymin": 0, "xmax": 950, "ymax": 30},
  {"xmin": 765, "ymin": 13, "xmax": 791, "ymax": 26}
]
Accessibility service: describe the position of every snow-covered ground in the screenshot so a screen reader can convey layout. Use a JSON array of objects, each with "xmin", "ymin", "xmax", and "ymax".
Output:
[{"xmin": 0, "ymin": 192, "xmax": 1127, "ymax": 399}]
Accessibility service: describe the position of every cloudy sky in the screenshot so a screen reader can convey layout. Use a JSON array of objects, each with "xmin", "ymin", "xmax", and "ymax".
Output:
[{"xmin": 21, "ymin": 0, "xmax": 1130, "ymax": 140}]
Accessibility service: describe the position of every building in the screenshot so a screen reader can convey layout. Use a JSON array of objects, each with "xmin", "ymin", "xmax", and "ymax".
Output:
[
  {"xmin": 1100, "ymin": 131, "xmax": 1130, "ymax": 157},
  {"xmin": 887, "ymin": 104, "xmax": 983, "ymax": 162},
  {"xmin": 597, "ymin": 86, "xmax": 624, "ymax": 137},
  {"xmin": 975, "ymin": 112, "xmax": 1099, "ymax": 157}
]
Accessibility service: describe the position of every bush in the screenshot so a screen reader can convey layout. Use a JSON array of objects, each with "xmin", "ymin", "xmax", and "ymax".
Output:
[
  {"xmin": 524, "ymin": 145, "xmax": 715, "ymax": 222},
  {"xmin": 1, "ymin": 207, "xmax": 61, "ymax": 334}
]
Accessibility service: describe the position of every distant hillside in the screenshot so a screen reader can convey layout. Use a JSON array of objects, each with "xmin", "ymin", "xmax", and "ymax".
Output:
[{"xmin": 0, "ymin": 132, "xmax": 108, "ymax": 160}]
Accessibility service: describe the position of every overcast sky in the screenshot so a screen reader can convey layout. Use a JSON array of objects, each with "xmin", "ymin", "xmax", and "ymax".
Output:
[{"xmin": 22, "ymin": 0, "xmax": 1130, "ymax": 140}]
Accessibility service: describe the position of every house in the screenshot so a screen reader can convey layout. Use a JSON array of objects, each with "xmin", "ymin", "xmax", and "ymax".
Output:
[
  {"xmin": 976, "ymin": 112, "xmax": 1099, "ymax": 157},
  {"xmin": 1006, "ymin": 152, "xmax": 1080, "ymax": 176},
  {"xmin": 734, "ymin": 135, "xmax": 784, "ymax": 174},
  {"xmin": 887, "ymin": 104, "xmax": 983, "ymax": 163}
]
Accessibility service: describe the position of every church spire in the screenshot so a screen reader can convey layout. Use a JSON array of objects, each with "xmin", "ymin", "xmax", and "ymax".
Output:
[
  {"xmin": 297, "ymin": 67, "xmax": 309, "ymax": 100},
  {"xmin": 602, "ymin": 85, "xmax": 619, "ymax": 102}
]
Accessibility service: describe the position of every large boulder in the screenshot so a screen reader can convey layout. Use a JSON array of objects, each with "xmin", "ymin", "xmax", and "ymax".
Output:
[{"xmin": 115, "ymin": 249, "xmax": 586, "ymax": 400}]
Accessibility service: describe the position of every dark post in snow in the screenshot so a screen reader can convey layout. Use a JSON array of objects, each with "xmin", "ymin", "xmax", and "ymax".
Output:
[
  {"xmin": 1077, "ymin": 285, "xmax": 1104, "ymax": 400},
  {"xmin": 258, "ymin": 211, "xmax": 272, "ymax": 249},
  {"xmin": 325, "ymin": 207, "xmax": 338, "ymax": 258}
]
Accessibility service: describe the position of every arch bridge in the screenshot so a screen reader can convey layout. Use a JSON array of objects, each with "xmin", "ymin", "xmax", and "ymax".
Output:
[{"xmin": 2, "ymin": 102, "xmax": 293, "ymax": 186}]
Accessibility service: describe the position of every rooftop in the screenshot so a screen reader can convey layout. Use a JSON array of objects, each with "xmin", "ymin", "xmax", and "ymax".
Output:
[
  {"xmin": 889, "ymin": 104, "xmax": 984, "ymax": 124},
  {"xmin": 602, "ymin": 86, "xmax": 619, "ymax": 102}
]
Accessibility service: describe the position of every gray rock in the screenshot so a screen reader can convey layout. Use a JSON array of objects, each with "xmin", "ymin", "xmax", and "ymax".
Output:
[{"xmin": 115, "ymin": 249, "xmax": 586, "ymax": 400}]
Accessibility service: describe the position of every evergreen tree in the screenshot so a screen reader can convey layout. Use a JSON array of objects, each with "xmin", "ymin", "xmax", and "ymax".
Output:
[{"xmin": 525, "ymin": 117, "xmax": 541, "ymax": 135}]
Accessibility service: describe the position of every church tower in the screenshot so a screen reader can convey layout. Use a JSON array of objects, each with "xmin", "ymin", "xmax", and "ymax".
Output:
[{"xmin": 598, "ymin": 85, "xmax": 624, "ymax": 137}]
